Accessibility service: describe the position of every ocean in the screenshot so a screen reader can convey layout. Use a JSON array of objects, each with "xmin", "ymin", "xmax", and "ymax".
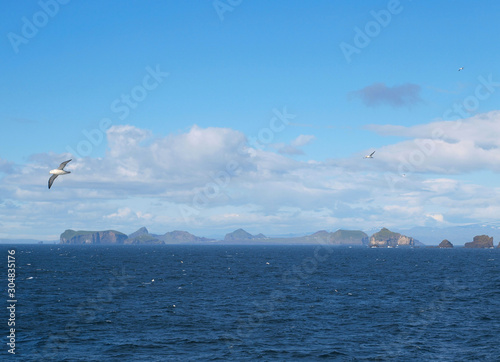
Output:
[{"xmin": 2, "ymin": 245, "xmax": 500, "ymax": 361}]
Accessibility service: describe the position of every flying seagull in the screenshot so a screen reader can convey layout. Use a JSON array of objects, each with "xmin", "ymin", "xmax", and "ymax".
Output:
[
  {"xmin": 364, "ymin": 151, "xmax": 375, "ymax": 159},
  {"xmin": 48, "ymin": 159, "xmax": 72, "ymax": 189},
  {"xmin": 458, "ymin": 67, "xmax": 464, "ymax": 71}
]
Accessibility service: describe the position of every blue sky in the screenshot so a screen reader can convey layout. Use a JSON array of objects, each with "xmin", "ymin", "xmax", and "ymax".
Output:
[{"xmin": 2, "ymin": 1, "xmax": 500, "ymax": 240}]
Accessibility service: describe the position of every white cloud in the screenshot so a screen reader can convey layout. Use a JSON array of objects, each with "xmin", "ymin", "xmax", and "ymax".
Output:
[
  {"xmin": 107, "ymin": 125, "xmax": 151, "ymax": 158},
  {"xmin": 365, "ymin": 110, "xmax": 500, "ymax": 174},
  {"xmin": 105, "ymin": 207, "xmax": 153, "ymax": 221},
  {"xmin": 291, "ymin": 134, "xmax": 315, "ymax": 147},
  {"xmin": 2, "ymin": 113, "xmax": 500, "ymax": 239},
  {"xmin": 275, "ymin": 134, "xmax": 316, "ymax": 155},
  {"xmin": 105, "ymin": 207, "xmax": 133, "ymax": 219},
  {"xmin": 0, "ymin": 158, "xmax": 15, "ymax": 174},
  {"xmin": 426, "ymin": 213, "xmax": 444, "ymax": 223}
]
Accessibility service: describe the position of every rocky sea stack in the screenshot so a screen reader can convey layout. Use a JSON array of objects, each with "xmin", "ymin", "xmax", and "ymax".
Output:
[
  {"xmin": 464, "ymin": 235, "xmax": 493, "ymax": 248},
  {"xmin": 369, "ymin": 228, "xmax": 414, "ymax": 248},
  {"xmin": 438, "ymin": 239, "xmax": 453, "ymax": 248}
]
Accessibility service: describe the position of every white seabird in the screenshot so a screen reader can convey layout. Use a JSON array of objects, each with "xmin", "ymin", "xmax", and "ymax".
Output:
[
  {"xmin": 48, "ymin": 159, "xmax": 72, "ymax": 189},
  {"xmin": 458, "ymin": 67, "xmax": 464, "ymax": 71},
  {"xmin": 364, "ymin": 151, "xmax": 375, "ymax": 159}
]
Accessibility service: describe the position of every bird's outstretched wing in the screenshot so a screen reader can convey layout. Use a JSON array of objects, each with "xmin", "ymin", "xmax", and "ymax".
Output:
[
  {"xmin": 370, "ymin": 151, "xmax": 376, "ymax": 157},
  {"xmin": 48, "ymin": 174, "xmax": 58, "ymax": 189},
  {"xmin": 58, "ymin": 159, "xmax": 72, "ymax": 170}
]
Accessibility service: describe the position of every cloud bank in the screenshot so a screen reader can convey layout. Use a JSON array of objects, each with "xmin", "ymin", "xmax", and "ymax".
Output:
[
  {"xmin": 2, "ymin": 111, "xmax": 500, "ymax": 239},
  {"xmin": 365, "ymin": 110, "xmax": 500, "ymax": 174}
]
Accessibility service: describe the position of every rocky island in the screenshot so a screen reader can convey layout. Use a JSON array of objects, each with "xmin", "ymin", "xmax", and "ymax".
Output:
[
  {"xmin": 369, "ymin": 228, "xmax": 415, "ymax": 247},
  {"xmin": 464, "ymin": 235, "xmax": 494, "ymax": 248},
  {"xmin": 438, "ymin": 239, "xmax": 453, "ymax": 248}
]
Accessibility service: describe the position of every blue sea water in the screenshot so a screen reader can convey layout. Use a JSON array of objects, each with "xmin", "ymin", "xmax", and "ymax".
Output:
[{"xmin": 2, "ymin": 245, "xmax": 500, "ymax": 361}]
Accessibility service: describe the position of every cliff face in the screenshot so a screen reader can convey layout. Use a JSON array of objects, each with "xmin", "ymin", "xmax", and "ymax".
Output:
[
  {"xmin": 60, "ymin": 230, "xmax": 128, "ymax": 244},
  {"xmin": 369, "ymin": 228, "xmax": 414, "ymax": 247},
  {"xmin": 438, "ymin": 239, "xmax": 453, "ymax": 248},
  {"xmin": 464, "ymin": 235, "xmax": 493, "ymax": 248}
]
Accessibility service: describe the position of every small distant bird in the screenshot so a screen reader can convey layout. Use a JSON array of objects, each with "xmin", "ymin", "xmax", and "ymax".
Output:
[
  {"xmin": 48, "ymin": 159, "xmax": 72, "ymax": 189},
  {"xmin": 364, "ymin": 151, "xmax": 375, "ymax": 159},
  {"xmin": 458, "ymin": 67, "xmax": 464, "ymax": 71}
]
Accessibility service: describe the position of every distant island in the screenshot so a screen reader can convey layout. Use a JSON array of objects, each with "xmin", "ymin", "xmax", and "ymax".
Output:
[
  {"xmin": 464, "ymin": 235, "xmax": 495, "ymax": 248},
  {"xmin": 368, "ymin": 228, "xmax": 415, "ymax": 248},
  {"xmin": 59, "ymin": 227, "xmax": 374, "ymax": 246},
  {"xmin": 58, "ymin": 226, "xmax": 420, "ymax": 247},
  {"xmin": 57, "ymin": 227, "xmax": 500, "ymax": 248},
  {"xmin": 438, "ymin": 239, "xmax": 454, "ymax": 248},
  {"xmin": 60, "ymin": 227, "xmax": 214, "ymax": 245}
]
